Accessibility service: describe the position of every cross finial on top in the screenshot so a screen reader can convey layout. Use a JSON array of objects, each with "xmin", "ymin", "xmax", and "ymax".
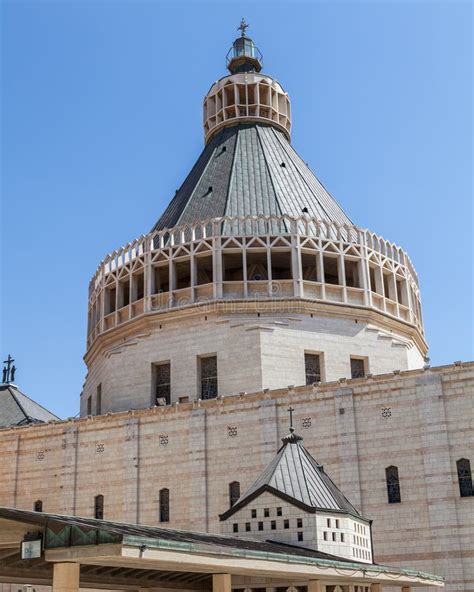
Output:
[
  {"xmin": 288, "ymin": 406, "xmax": 295, "ymax": 432},
  {"xmin": 2, "ymin": 354, "xmax": 16, "ymax": 384},
  {"xmin": 238, "ymin": 18, "xmax": 249, "ymax": 38}
]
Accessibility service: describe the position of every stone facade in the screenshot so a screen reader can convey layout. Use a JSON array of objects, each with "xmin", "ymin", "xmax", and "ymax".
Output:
[
  {"xmin": 1, "ymin": 362, "xmax": 472, "ymax": 591},
  {"xmin": 81, "ymin": 305, "xmax": 425, "ymax": 416}
]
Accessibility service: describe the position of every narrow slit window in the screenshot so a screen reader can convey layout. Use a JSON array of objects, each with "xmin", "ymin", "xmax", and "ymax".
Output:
[
  {"xmin": 305, "ymin": 353, "xmax": 321, "ymax": 384},
  {"xmin": 385, "ymin": 466, "xmax": 401, "ymax": 504},
  {"xmin": 457, "ymin": 458, "xmax": 473, "ymax": 497},
  {"xmin": 159, "ymin": 488, "xmax": 170, "ymax": 522},
  {"xmin": 94, "ymin": 494, "xmax": 104, "ymax": 520},
  {"xmin": 96, "ymin": 384, "xmax": 102, "ymax": 415},
  {"xmin": 155, "ymin": 362, "xmax": 171, "ymax": 405},
  {"xmin": 229, "ymin": 481, "xmax": 240, "ymax": 507},
  {"xmin": 200, "ymin": 356, "xmax": 218, "ymax": 399},
  {"xmin": 34, "ymin": 500, "xmax": 43, "ymax": 512}
]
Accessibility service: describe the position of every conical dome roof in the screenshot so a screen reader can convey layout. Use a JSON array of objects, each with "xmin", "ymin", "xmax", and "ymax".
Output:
[
  {"xmin": 152, "ymin": 123, "xmax": 352, "ymax": 233},
  {"xmin": 220, "ymin": 429, "xmax": 360, "ymax": 520}
]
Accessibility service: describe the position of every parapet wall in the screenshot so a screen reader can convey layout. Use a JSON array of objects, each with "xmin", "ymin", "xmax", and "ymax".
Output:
[{"xmin": 0, "ymin": 362, "xmax": 472, "ymax": 591}]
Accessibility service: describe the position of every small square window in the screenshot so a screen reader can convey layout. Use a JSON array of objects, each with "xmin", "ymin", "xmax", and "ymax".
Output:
[
  {"xmin": 350, "ymin": 357, "xmax": 366, "ymax": 379},
  {"xmin": 258, "ymin": 521, "xmax": 263, "ymax": 531},
  {"xmin": 297, "ymin": 518, "xmax": 303, "ymax": 528},
  {"xmin": 277, "ymin": 507, "xmax": 282, "ymax": 516},
  {"xmin": 297, "ymin": 532, "xmax": 303, "ymax": 542},
  {"xmin": 284, "ymin": 519, "xmax": 289, "ymax": 529},
  {"xmin": 271, "ymin": 520, "xmax": 276, "ymax": 530},
  {"xmin": 233, "ymin": 523, "xmax": 238, "ymax": 533},
  {"xmin": 245, "ymin": 522, "xmax": 251, "ymax": 532},
  {"xmin": 251, "ymin": 509, "xmax": 257, "ymax": 518},
  {"xmin": 264, "ymin": 508, "xmax": 270, "ymax": 517}
]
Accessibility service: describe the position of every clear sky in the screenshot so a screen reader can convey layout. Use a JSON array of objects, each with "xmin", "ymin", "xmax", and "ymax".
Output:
[{"xmin": 1, "ymin": 1, "xmax": 472, "ymax": 418}]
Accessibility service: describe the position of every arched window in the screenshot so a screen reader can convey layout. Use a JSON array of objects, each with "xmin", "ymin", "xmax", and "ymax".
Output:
[
  {"xmin": 94, "ymin": 494, "xmax": 104, "ymax": 520},
  {"xmin": 457, "ymin": 458, "xmax": 473, "ymax": 497},
  {"xmin": 229, "ymin": 481, "xmax": 240, "ymax": 507},
  {"xmin": 33, "ymin": 500, "xmax": 43, "ymax": 512},
  {"xmin": 385, "ymin": 466, "xmax": 401, "ymax": 504},
  {"xmin": 159, "ymin": 488, "xmax": 169, "ymax": 522}
]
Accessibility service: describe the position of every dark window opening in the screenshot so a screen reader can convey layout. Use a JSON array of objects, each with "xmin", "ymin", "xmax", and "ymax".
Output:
[
  {"xmin": 271, "ymin": 250, "xmax": 292, "ymax": 280},
  {"xmin": 258, "ymin": 521, "xmax": 264, "ymax": 531},
  {"xmin": 457, "ymin": 458, "xmax": 473, "ymax": 497},
  {"xmin": 323, "ymin": 256, "xmax": 339, "ymax": 285},
  {"xmin": 94, "ymin": 494, "xmax": 104, "ymax": 520},
  {"xmin": 264, "ymin": 508, "xmax": 270, "ymax": 517},
  {"xmin": 297, "ymin": 532, "xmax": 304, "ymax": 541},
  {"xmin": 133, "ymin": 272, "xmax": 144, "ymax": 301},
  {"xmin": 229, "ymin": 481, "xmax": 241, "ymax": 507},
  {"xmin": 277, "ymin": 507, "xmax": 282, "ymax": 516},
  {"xmin": 284, "ymin": 519, "xmax": 289, "ymax": 529},
  {"xmin": 297, "ymin": 518, "xmax": 303, "ymax": 528},
  {"xmin": 159, "ymin": 488, "xmax": 170, "ymax": 522},
  {"xmin": 233, "ymin": 523, "xmax": 238, "ymax": 533},
  {"xmin": 96, "ymin": 384, "xmax": 102, "ymax": 415},
  {"xmin": 196, "ymin": 255, "xmax": 213, "ymax": 285},
  {"xmin": 245, "ymin": 522, "xmax": 251, "ymax": 532},
  {"xmin": 154, "ymin": 362, "xmax": 171, "ymax": 405},
  {"xmin": 386, "ymin": 466, "xmax": 401, "ymax": 504},
  {"xmin": 105, "ymin": 286, "xmax": 116, "ymax": 314},
  {"xmin": 154, "ymin": 265, "xmax": 170, "ymax": 293},
  {"xmin": 175, "ymin": 260, "xmax": 191, "ymax": 290},
  {"xmin": 345, "ymin": 260, "xmax": 360, "ymax": 288},
  {"xmin": 223, "ymin": 252, "xmax": 244, "ymax": 281},
  {"xmin": 383, "ymin": 273, "xmax": 391, "ymax": 300},
  {"xmin": 87, "ymin": 395, "xmax": 92, "ymax": 416},
  {"xmin": 119, "ymin": 279, "xmax": 130, "ymax": 308},
  {"xmin": 350, "ymin": 357, "xmax": 366, "ymax": 379},
  {"xmin": 369, "ymin": 266, "xmax": 378, "ymax": 294},
  {"xmin": 301, "ymin": 251, "xmax": 318, "ymax": 282},
  {"xmin": 34, "ymin": 500, "xmax": 43, "ymax": 512},
  {"xmin": 305, "ymin": 353, "xmax": 321, "ymax": 384},
  {"xmin": 271, "ymin": 520, "xmax": 276, "ymax": 530},
  {"xmin": 251, "ymin": 509, "xmax": 257, "ymax": 518},
  {"xmin": 332, "ymin": 532, "xmax": 336, "ymax": 541},
  {"xmin": 200, "ymin": 356, "xmax": 218, "ymax": 399},
  {"xmin": 247, "ymin": 252, "xmax": 268, "ymax": 281}
]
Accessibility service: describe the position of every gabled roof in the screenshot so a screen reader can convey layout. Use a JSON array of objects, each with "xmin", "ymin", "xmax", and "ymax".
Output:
[
  {"xmin": 151, "ymin": 123, "xmax": 353, "ymax": 232},
  {"xmin": 220, "ymin": 430, "xmax": 362, "ymax": 521},
  {"xmin": 0, "ymin": 384, "xmax": 59, "ymax": 428}
]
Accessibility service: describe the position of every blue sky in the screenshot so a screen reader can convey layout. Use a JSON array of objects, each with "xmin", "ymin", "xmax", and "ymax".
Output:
[{"xmin": 1, "ymin": 1, "xmax": 472, "ymax": 418}]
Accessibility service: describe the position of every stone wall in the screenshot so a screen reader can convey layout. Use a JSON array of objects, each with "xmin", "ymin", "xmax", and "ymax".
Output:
[
  {"xmin": 81, "ymin": 307, "xmax": 425, "ymax": 416},
  {"xmin": 1, "ymin": 362, "xmax": 472, "ymax": 592}
]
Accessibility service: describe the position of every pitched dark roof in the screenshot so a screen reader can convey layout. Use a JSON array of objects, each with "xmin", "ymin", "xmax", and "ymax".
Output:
[
  {"xmin": 0, "ymin": 384, "xmax": 59, "ymax": 428},
  {"xmin": 151, "ymin": 123, "xmax": 353, "ymax": 232},
  {"xmin": 0, "ymin": 506, "xmax": 356, "ymax": 565},
  {"xmin": 220, "ymin": 430, "xmax": 362, "ymax": 520}
]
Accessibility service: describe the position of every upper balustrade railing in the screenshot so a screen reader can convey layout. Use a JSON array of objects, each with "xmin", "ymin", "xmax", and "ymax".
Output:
[{"xmin": 89, "ymin": 215, "xmax": 419, "ymax": 294}]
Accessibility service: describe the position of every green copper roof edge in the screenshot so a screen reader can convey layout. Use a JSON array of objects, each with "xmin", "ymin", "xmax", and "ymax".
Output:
[{"xmin": 122, "ymin": 536, "xmax": 443, "ymax": 582}]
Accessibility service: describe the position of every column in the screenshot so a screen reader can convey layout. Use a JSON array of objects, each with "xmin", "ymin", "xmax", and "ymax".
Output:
[
  {"xmin": 213, "ymin": 573, "xmax": 232, "ymax": 592},
  {"xmin": 52, "ymin": 562, "xmax": 80, "ymax": 592},
  {"xmin": 308, "ymin": 581, "xmax": 324, "ymax": 592}
]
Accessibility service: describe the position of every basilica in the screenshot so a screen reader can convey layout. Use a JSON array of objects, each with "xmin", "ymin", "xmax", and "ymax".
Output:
[{"xmin": 0, "ymin": 22, "xmax": 472, "ymax": 592}]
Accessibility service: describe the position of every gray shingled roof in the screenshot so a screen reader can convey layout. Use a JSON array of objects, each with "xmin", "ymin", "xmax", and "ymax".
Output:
[
  {"xmin": 0, "ymin": 384, "xmax": 59, "ymax": 428},
  {"xmin": 152, "ymin": 123, "xmax": 353, "ymax": 232},
  {"xmin": 220, "ymin": 431, "xmax": 361, "ymax": 520}
]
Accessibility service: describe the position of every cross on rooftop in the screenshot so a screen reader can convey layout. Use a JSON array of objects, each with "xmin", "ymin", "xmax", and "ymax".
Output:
[
  {"xmin": 287, "ymin": 406, "xmax": 295, "ymax": 430},
  {"xmin": 238, "ymin": 18, "xmax": 249, "ymax": 37},
  {"xmin": 2, "ymin": 354, "xmax": 16, "ymax": 384}
]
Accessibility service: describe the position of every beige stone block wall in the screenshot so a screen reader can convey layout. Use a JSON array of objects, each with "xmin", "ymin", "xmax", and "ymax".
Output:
[
  {"xmin": 81, "ymin": 310, "xmax": 424, "ymax": 417},
  {"xmin": 0, "ymin": 363, "xmax": 471, "ymax": 592}
]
